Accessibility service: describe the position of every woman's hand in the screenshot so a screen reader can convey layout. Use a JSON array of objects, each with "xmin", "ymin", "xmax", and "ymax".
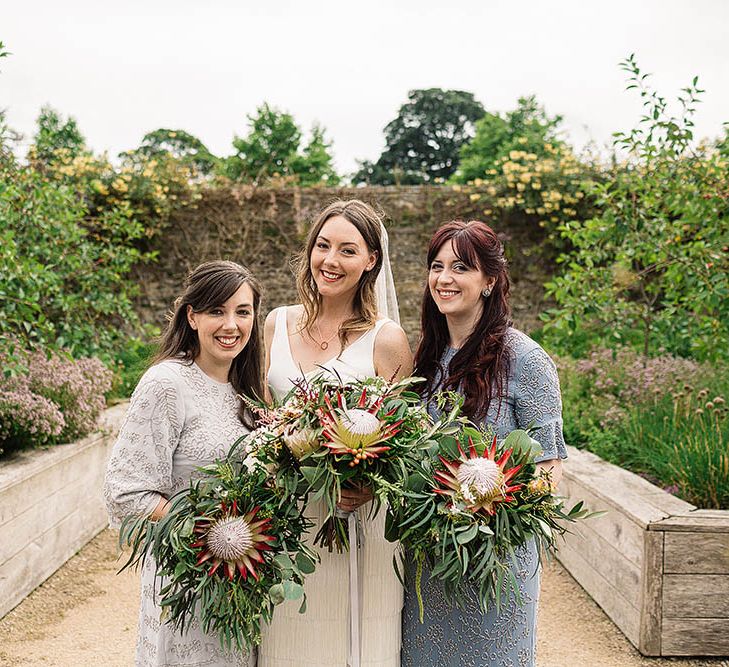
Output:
[
  {"xmin": 337, "ymin": 483, "xmax": 374, "ymax": 513},
  {"xmin": 536, "ymin": 458, "xmax": 563, "ymax": 488},
  {"xmin": 149, "ymin": 496, "xmax": 170, "ymax": 522}
]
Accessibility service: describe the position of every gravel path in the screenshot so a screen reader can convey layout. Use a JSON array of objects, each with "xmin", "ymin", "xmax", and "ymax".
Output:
[{"xmin": 0, "ymin": 529, "xmax": 726, "ymax": 667}]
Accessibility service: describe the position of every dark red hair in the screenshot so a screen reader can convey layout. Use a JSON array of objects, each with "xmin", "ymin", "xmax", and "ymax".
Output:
[{"xmin": 414, "ymin": 220, "xmax": 512, "ymax": 420}]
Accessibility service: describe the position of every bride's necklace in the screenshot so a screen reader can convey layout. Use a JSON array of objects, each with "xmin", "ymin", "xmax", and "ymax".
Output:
[{"xmin": 312, "ymin": 321, "xmax": 340, "ymax": 351}]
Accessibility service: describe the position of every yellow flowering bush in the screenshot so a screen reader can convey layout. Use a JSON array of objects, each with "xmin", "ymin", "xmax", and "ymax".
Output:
[
  {"xmin": 484, "ymin": 143, "xmax": 592, "ymax": 236},
  {"xmin": 455, "ymin": 138, "xmax": 598, "ymax": 246},
  {"xmin": 30, "ymin": 145, "xmax": 201, "ymax": 240}
]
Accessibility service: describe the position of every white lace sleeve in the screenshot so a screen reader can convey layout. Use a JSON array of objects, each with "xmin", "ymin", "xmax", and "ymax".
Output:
[
  {"xmin": 103, "ymin": 371, "xmax": 184, "ymax": 527},
  {"xmin": 513, "ymin": 345, "xmax": 568, "ymax": 462}
]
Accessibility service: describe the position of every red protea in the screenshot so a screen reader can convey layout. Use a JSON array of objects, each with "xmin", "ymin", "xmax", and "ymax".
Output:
[
  {"xmin": 191, "ymin": 502, "xmax": 275, "ymax": 580},
  {"xmin": 317, "ymin": 387, "xmax": 403, "ymax": 466},
  {"xmin": 433, "ymin": 435, "xmax": 523, "ymax": 515}
]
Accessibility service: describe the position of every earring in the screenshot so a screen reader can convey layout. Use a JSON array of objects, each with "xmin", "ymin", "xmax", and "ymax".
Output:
[{"xmin": 482, "ymin": 288, "xmax": 491, "ymax": 298}]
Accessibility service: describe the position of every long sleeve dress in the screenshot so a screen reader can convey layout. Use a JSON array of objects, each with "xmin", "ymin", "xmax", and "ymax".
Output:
[
  {"xmin": 104, "ymin": 359, "xmax": 254, "ymax": 667},
  {"xmin": 401, "ymin": 328, "xmax": 568, "ymax": 667}
]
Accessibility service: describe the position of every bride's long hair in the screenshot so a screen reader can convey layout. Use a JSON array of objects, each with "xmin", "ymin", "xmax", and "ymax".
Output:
[
  {"xmin": 415, "ymin": 220, "xmax": 512, "ymax": 420},
  {"xmin": 295, "ymin": 200, "xmax": 383, "ymax": 348}
]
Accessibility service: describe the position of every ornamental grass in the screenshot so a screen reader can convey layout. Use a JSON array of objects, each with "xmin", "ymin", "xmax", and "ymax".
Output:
[{"xmin": 556, "ymin": 346, "xmax": 729, "ymax": 509}]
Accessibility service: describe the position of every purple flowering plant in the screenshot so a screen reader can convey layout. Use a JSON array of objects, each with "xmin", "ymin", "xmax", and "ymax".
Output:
[{"xmin": 0, "ymin": 342, "xmax": 113, "ymax": 457}]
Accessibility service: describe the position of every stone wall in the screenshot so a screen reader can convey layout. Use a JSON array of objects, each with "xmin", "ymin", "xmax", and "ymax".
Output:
[{"xmin": 133, "ymin": 185, "xmax": 555, "ymax": 345}]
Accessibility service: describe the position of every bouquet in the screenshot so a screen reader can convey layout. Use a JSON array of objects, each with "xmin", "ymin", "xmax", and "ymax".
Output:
[
  {"xmin": 249, "ymin": 374, "xmax": 435, "ymax": 551},
  {"xmin": 119, "ymin": 448, "xmax": 317, "ymax": 652},
  {"xmin": 388, "ymin": 416, "xmax": 593, "ymax": 619}
]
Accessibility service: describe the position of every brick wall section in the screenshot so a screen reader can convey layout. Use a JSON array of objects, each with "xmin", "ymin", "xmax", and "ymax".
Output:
[{"xmin": 133, "ymin": 185, "xmax": 555, "ymax": 346}]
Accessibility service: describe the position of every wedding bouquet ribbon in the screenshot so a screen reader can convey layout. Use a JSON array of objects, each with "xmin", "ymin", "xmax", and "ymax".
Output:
[{"xmin": 336, "ymin": 508, "xmax": 363, "ymax": 667}]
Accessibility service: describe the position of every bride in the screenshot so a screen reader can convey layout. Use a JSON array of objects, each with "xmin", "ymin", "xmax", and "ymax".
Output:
[{"xmin": 257, "ymin": 199, "xmax": 412, "ymax": 667}]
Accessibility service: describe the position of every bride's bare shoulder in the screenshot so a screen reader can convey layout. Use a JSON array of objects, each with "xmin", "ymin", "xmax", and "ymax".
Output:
[
  {"xmin": 374, "ymin": 320, "xmax": 413, "ymax": 378},
  {"xmin": 264, "ymin": 305, "xmax": 303, "ymax": 346}
]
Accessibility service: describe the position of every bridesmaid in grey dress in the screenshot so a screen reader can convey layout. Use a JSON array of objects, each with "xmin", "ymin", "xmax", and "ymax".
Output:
[
  {"xmin": 401, "ymin": 220, "xmax": 567, "ymax": 667},
  {"xmin": 104, "ymin": 261, "xmax": 263, "ymax": 667}
]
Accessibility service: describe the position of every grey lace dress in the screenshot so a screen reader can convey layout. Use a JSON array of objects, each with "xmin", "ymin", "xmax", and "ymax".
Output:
[
  {"xmin": 401, "ymin": 328, "xmax": 568, "ymax": 667},
  {"xmin": 104, "ymin": 359, "xmax": 255, "ymax": 667}
]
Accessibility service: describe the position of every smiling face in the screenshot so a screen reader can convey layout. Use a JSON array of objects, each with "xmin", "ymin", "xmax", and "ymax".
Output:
[
  {"xmin": 309, "ymin": 215, "xmax": 378, "ymax": 300},
  {"xmin": 187, "ymin": 282, "xmax": 255, "ymax": 373},
  {"xmin": 428, "ymin": 241, "xmax": 495, "ymax": 320}
]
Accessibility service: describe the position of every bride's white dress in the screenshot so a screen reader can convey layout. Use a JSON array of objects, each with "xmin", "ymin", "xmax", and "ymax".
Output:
[{"xmin": 257, "ymin": 306, "xmax": 403, "ymax": 667}]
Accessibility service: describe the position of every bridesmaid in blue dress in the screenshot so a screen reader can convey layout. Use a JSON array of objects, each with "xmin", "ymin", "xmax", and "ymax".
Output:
[{"xmin": 401, "ymin": 220, "xmax": 567, "ymax": 667}]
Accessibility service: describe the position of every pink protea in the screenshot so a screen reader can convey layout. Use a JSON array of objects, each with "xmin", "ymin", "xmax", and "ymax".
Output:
[
  {"xmin": 191, "ymin": 502, "xmax": 275, "ymax": 581},
  {"xmin": 434, "ymin": 436, "xmax": 523, "ymax": 515},
  {"xmin": 317, "ymin": 387, "xmax": 402, "ymax": 466}
]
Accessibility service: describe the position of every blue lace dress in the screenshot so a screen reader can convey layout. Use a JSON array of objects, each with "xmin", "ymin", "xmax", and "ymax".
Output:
[{"xmin": 401, "ymin": 328, "xmax": 568, "ymax": 667}]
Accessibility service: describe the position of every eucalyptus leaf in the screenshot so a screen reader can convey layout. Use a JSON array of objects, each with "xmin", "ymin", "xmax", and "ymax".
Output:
[{"xmin": 269, "ymin": 583, "xmax": 285, "ymax": 605}]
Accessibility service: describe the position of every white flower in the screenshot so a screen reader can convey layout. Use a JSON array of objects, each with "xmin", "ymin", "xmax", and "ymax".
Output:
[{"xmin": 456, "ymin": 458, "xmax": 504, "ymax": 498}]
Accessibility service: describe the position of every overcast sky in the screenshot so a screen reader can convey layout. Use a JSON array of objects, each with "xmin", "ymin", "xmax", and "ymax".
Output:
[{"xmin": 2, "ymin": 0, "xmax": 728, "ymax": 175}]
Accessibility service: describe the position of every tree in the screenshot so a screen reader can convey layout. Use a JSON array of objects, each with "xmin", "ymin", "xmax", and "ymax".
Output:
[
  {"xmin": 353, "ymin": 88, "xmax": 485, "ymax": 185},
  {"xmin": 30, "ymin": 106, "xmax": 86, "ymax": 165},
  {"xmin": 222, "ymin": 103, "xmax": 339, "ymax": 185},
  {"xmin": 136, "ymin": 128, "xmax": 218, "ymax": 174},
  {"xmin": 453, "ymin": 95, "xmax": 564, "ymax": 183},
  {"xmin": 290, "ymin": 123, "xmax": 339, "ymax": 186},
  {"xmin": 0, "ymin": 42, "xmax": 18, "ymax": 165},
  {"xmin": 542, "ymin": 56, "xmax": 729, "ymax": 361}
]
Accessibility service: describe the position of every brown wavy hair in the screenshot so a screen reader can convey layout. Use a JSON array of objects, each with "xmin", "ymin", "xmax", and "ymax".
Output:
[
  {"xmin": 414, "ymin": 220, "xmax": 512, "ymax": 420},
  {"xmin": 294, "ymin": 199, "xmax": 383, "ymax": 348},
  {"xmin": 154, "ymin": 260, "xmax": 264, "ymax": 428}
]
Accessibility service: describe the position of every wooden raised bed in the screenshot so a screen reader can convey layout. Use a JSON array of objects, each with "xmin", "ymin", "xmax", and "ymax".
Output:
[
  {"xmin": 557, "ymin": 446, "xmax": 729, "ymax": 656},
  {"xmin": 0, "ymin": 403, "xmax": 128, "ymax": 619}
]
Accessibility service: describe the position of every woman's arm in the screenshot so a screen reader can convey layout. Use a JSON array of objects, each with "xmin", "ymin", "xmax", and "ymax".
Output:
[
  {"xmin": 103, "ymin": 369, "xmax": 183, "ymax": 527},
  {"xmin": 262, "ymin": 308, "xmax": 278, "ymax": 403},
  {"xmin": 373, "ymin": 321, "xmax": 413, "ymax": 381},
  {"xmin": 513, "ymin": 344, "xmax": 568, "ymax": 484}
]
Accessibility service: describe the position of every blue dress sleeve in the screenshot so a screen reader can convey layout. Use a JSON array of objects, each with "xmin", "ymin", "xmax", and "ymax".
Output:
[{"xmin": 513, "ymin": 345, "xmax": 568, "ymax": 462}]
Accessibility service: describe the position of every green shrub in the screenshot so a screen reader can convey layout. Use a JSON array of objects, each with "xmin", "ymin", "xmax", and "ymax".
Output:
[
  {"xmin": 108, "ymin": 338, "xmax": 157, "ymax": 401},
  {"xmin": 543, "ymin": 56, "xmax": 729, "ymax": 361},
  {"xmin": 0, "ymin": 159, "xmax": 146, "ymax": 359}
]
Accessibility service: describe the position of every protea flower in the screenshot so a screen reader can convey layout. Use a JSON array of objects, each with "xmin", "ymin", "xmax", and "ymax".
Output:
[
  {"xmin": 282, "ymin": 425, "xmax": 321, "ymax": 460},
  {"xmin": 191, "ymin": 502, "xmax": 275, "ymax": 580},
  {"xmin": 433, "ymin": 436, "xmax": 523, "ymax": 515},
  {"xmin": 318, "ymin": 388, "xmax": 402, "ymax": 466}
]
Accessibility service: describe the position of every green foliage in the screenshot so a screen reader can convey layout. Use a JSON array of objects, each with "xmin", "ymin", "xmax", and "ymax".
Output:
[
  {"xmin": 0, "ymin": 159, "xmax": 146, "ymax": 359},
  {"xmin": 108, "ymin": 338, "xmax": 157, "ymax": 401},
  {"xmin": 353, "ymin": 88, "xmax": 485, "ymax": 184},
  {"xmin": 0, "ymin": 43, "xmax": 20, "ymax": 165},
  {"xmin": 22, "ymin": 106, "xmax": 202, "ymax": 242},
  {"xmin": 556, "ymin": 349, "xmax": 728, "ymax": 509},
  {"xmin": 136, "ymin": 128, "xmax": 218, "ymax": 174},
  {"xmin": 543, "ymin": 56, "xmax": 729, "ymax": 360},
  {"xmin": 453, "ymin": 95, "xmax": 564, "ymax": 183},
  {"xmin": 289, "ymin": 123, "xmax": 339, "ymax": 187},
  {"xmin": 30, "ymin": 106, "xmax": 86, "ymax": 166},
  {"xmin": 222, "ymin": 104, "xmax": 339, "ymax": 186}
]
